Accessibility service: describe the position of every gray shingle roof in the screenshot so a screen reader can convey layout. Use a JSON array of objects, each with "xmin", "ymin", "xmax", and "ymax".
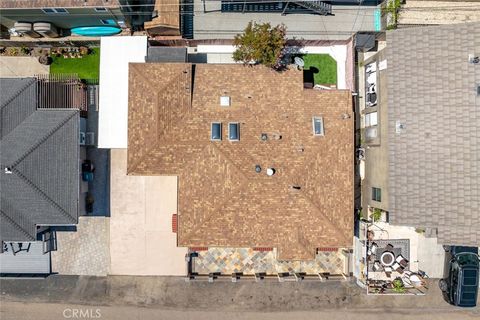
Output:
[
  {"xmin": 387, "ymin": 22, "xmax": 480, "ymax": 246},
  {"xmin": 0, "ymin": 78, "xmax": 79, "ymax": 242}
]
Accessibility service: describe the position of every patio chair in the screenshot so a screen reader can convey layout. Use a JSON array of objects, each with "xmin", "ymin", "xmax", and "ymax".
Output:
[
  {"xmin": 373, "ymin": 261, "xmax": 382, "ymax": 272},
  {"xmin": 392, "ymin": 262, "xmax": 404, "ymax": 274},
  {"xmin": 369, "ymin": 242, "xmax": 378, "ymax": 255},
  {"xmin": 386, "ymin": 244, "xmax": 394, "ymax": 252},
  {"xmin": 384, "ymin": 266, "xmax": 393, "ymax": 278},
  {"xmin": 396, "ymin": 254, "xmax": 409, "ymax": 268}
]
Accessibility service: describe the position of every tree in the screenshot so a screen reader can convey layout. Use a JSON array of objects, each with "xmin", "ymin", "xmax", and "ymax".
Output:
[{"xmin": 233, "ymin": 22, "xmax": 287, "ymax": 69}]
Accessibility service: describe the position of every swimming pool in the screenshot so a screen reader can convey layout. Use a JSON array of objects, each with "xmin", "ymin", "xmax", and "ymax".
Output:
[{"xmin": 71, "ymin": 26, "xmax": 121, "ymax": 37}]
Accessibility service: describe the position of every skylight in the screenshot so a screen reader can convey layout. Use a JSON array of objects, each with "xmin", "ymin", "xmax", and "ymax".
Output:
[
  {"xmin": 211, "ymin": 122, "xmax": 222, "ymax": 141},
  {"xmin": 220, "ymin": 96, "xmax": 231, "ymax": 107},
  {"xmin": 312, "ymin": 117, "xmax": 324, "ymax": 136},
  {"xmin": 228, "ymin": 123, "xmax": 239, "ymax": 141}
]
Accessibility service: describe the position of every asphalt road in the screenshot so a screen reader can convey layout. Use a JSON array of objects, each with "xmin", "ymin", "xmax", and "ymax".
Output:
[
  {"xmin": 1, "ymin": 301, "xmax": 480, "ymax": 320},
  {"xmin": 0, "ymin": 276, "xmax": 479, "ymax": 320}
]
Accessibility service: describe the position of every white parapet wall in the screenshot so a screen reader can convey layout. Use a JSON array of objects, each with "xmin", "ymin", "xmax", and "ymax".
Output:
[
  {"xmin": 98, "ymin": 36, "xmax": 148, "ymax": 149},
  {"xmin": 196, "ymin": 45, "xmax": 347, "ymax": 90}
]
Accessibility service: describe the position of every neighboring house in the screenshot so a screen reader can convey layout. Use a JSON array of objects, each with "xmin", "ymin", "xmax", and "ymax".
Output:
[
  {"xmin": 189, "ymin": 0, "xmax": 382, "ymax": 40},
  {"xmin": 127, "ymin": 63, "xmax": 354, "ymax": 261},
  {"xmin": 0, "ymin": 77, "xmax": 83, "ymax": 274},
  {"xmin": 386, "ymin": 22, "xmax": 480, "ymax": 246},
  {"xmin": 0, "ymin": 0, "xmax": 157, "ymax": 38},
  {"xmin": 362, "ymin": 22, "xmax": 480, "ymax": 245},
  {"xmin": 144, "ymin": 0, "xmax": 181, "ymax": 37}
]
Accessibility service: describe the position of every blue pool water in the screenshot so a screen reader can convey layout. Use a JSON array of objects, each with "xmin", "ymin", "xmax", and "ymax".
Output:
[
  {"xmin": 71, "ymin": 26, "xmax": 121, "ymax": 37},
  {"xmin": 374, "ymin": 9, "xmax": 382, "ymax": 31}
]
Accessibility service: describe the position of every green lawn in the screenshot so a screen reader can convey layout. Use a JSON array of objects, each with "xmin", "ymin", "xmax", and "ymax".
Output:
[
  {"xmin": 302, "ymin": 54, "xmax": 337, "ymax": 85},
  {"xmin": 50, "ymin": 48, "xmax": 100, "ymax": 80}
]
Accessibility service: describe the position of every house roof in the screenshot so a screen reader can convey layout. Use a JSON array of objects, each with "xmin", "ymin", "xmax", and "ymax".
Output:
[
  {"xmin": 0, "ymin": 0, "xmax": 119, "ymax": 9},
  {"xmin": 127, "ymin": 63, "xmax": 354, "ymax": 260},
  {"xmin": 0, "ymin": 78, "xmax": 79, "ymax": 243},
  {"xmin": 387, "ymin": 22, "xmax": 480, "ymax": 246}
]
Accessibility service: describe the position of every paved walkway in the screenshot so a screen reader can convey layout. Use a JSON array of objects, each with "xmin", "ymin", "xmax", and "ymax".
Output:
[
  {"xmin": 0, "ymin": 56, "xmax": 49, "ymax": 77},
  {"xmin": 51, "ymin": 217, "xmax": 110, "ymax": 276},
  {"xmin": 194, "ymin": 248, "xmax": 346, "ymax": 275},
  {"xmin": 194, "ymin": 2, "xmax": 379, "ymax": 40}
]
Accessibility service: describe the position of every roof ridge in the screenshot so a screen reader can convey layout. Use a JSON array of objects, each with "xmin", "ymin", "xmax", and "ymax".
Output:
[
  {"xmin": 0, "ymin": 209, "xmax": 35, "ymax": 241},
  {"xmin": 128, "ymin": 66, "xmax": 192, "ymax": 175},
  {"xmin": 11, "ymin": 110, "xmax": 77, "ymax": 167},
  {"xmin": 9, "ymin": 111, "xmax": 78, "ymax": 223},
  {"xmin": 0, "ymin": 78, "xmax": 36, "ymax": 110},
  {"xmin": 11, "ymin": 168, "xmax": 76, "ymax": 224},
  {"xmin": 300, "ymin": 191, "xmax": 350, "ymax": 244},
  {"xmin": 180, "ymin": 145, "xmax": 250, "ymax": 242}
]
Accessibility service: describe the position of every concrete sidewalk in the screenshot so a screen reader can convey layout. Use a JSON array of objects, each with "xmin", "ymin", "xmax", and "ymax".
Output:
[{"xmin": 0, "ymin": 56, "xmax": 49, "ymax": 77}]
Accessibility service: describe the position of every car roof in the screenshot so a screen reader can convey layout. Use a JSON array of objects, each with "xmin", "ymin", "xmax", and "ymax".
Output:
[{"xmin": 458, "ymin": 268, "xmax": 479, "ymax": 307}]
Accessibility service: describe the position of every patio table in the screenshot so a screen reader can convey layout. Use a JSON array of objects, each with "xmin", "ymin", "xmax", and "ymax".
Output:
[{"xmin": 380, "ymin": 251, "xmax": 395, "ymax": 267}]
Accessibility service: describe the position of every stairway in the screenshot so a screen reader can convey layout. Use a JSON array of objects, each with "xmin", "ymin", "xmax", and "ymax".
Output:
[
  {"xmin": 221, "ymin": 1, "xmax": 332, "ymax": 15},
  {"xmin": 293, "ymin": 0, "xmax": 332, "ymax": 15}
]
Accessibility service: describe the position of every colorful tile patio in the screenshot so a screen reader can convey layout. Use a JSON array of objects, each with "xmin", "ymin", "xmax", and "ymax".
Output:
[{"xmin": 193, "ymin": 248, "xmax": 347, "ymax": 275}]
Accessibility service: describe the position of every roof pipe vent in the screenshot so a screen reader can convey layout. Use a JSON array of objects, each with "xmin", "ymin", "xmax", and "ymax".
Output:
[
  {"xmin": 255, "ymin": 165, "xmax": 261, "ymax": 173},
  {"xmin": 266, "ymin": 168, "xmax": 276, "ymax": 176},
  {"xmin": 261, "ymin": 133, "xmax": 268, "ymax": 141}
]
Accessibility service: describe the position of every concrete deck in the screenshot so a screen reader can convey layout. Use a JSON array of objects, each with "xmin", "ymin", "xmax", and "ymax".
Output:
[
  {"xmin": 109, "ymin": 149, "xmax": 187, "ymax": 276},
  {"xmin": 359, "ymin": 44, "xmax": 389, "ymax": 212},
  {"xmin": 0, "ymin": 56, "xmax": 49, "ymax": 77},
  {"xmin": 194, "ymin": 2, "xmax": 379, "ymax": 40}
]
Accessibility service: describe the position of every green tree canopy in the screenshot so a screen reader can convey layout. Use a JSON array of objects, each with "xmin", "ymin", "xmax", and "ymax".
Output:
[{"xmin": 233, "ymin": 22, "xmax": 287, "ymax": 69}]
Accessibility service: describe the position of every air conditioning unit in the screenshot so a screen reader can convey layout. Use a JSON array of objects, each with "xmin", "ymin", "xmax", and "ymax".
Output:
[
  {"xmin": 85, "ymin": 132, "xmax": 95, "ymax": 146},
  {"xmin": 80, "ymin": 132, "xmax": 95, "ymax": 146},
  {"xmin": 79, "ymin": 132, "xmax": 86, "ymax": 145}
]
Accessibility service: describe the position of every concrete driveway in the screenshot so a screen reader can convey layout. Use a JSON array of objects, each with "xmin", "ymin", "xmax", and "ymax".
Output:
[
  {"xmin": 109, "ymin": 149, "xmax": 187, "ymax": 275},
  {"xmin": 0, "ymin": 56, "xmax": 49, "ymax": 77}
]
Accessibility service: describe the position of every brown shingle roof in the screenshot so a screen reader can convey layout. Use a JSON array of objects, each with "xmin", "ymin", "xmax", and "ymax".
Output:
[{"xmin": 128, "ymin": 63, "xmax": 354, "ymax": 260}]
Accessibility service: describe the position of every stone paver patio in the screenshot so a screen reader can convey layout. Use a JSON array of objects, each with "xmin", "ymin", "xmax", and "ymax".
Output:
[
  {"xmin": 51, "ymin": 217, "xmax": 109, "ymax": 276},
  {"xmin": 193, "ymin": 248, "xmax": 347, "ymax": 275}
]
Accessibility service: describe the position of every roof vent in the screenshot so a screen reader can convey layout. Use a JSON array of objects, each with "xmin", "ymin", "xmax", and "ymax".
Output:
[
  {"xmin": 468, "ymin": 54, "xmax": 479, "ymax": 64},
  {"xmin": 395, "ymin": 120, "xmax": 406, "ymax": 134},
  {"xmin": 4, "ymin": 167, "xmax": 12, "ymax": 174},
  {"xmin": 255, "ymin": 165, "xmax": 262, "ymax": 173},
  {"xmin": 477, "ymin": 85, "xmax": 480, "ymax": 96},
  {"xmin": 291, "ymin": 185, "xmax": 301, "ymax": 190},
  {"xmin": 266, "ymin": 168, "xmax": 276, "ymax": 176},
  {"xmin": 220, "ymin": 96, "xmax": 231, "ymax": 107},
  {"xmin": 261, "ymin": 133, "xmax": 268, "ymax": 141},
  {"xmin": 272, "ymin": 133, "xmax": 282, "ymax": 140}
]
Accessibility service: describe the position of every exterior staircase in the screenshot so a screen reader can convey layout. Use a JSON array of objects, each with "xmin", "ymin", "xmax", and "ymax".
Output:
[
  {"xmin": 292, "ymin": 0, "xmax": 332, "ymax": 15},
  {"xmin": 220, "ymin": 1, "xmax": 332, "ymax": 15}
]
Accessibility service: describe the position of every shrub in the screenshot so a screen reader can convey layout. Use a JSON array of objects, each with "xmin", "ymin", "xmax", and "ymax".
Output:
[
  {"xmin": 392, "ymin": 278, "xmax": 406, "ymax": 293},
  {"xmin": 372, "ymin": 208, "xmax": 382, "ymax": 222},
  {"xmin": 20, "ymin": 46, "xmax": 30, "ymax": 55}
]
